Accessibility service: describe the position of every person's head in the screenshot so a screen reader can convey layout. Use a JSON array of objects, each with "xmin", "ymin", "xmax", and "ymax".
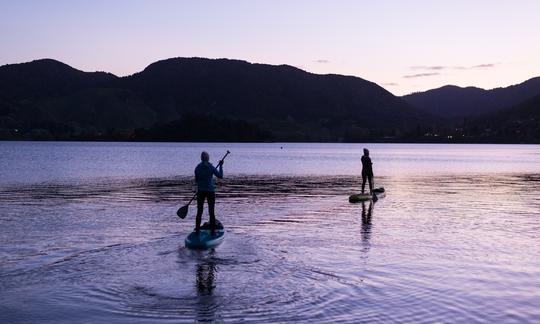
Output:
[
  {"xmin": 363, "ymin": 148, "xmax": 369, "ymax": 156},
  {"xmin": 201, "ymin": 151, "xmax": 209, "ymax": 162}
]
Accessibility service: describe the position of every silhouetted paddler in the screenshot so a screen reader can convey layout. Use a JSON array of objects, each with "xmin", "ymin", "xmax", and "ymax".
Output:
[
  {"xmin": 361, "ymin": 148, "xmax": 374, "ymax": 195},
  {"xmin": 194, "ymin": 151, "xmax": 224, "ymax": 234}
]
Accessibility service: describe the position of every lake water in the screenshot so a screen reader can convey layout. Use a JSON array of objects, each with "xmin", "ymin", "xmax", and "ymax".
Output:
[{"xmin": 1, "ymin": 142, "xmax": 539, "ymax": 323}]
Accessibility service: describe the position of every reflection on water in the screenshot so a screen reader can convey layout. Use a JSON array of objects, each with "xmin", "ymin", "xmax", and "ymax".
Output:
[
  {"xmin": 193, "ymin": 250, "xmax": 218, "ymax": 322},
  {"xmin": 361, "ymin": 201, "xmax": 373, "ymax": 254},
  {"xmin": 196, "ymin": 253, "xmax": 217, "ymax": 296}
]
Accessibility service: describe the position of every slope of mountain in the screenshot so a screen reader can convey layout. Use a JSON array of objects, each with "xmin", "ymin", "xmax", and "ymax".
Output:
[
  {"xmin": 463, "ymin": 93, "xmax": 540, "ymax": 142},
  {"xmin": 402, "ymin": 77, "xmax": 540, "ymax": 118},
  {"xmin": 0, "ymin": 57, "xmax": 431, "ymax": 141},
  {"xmin": 500, "ymin": 93, "xmax": 540, "ymax": 119},
  {"xmin": 0, "ymin": 59, "xmax": 116, "ymax": 99},
  {"xmin": 124, "ymin": 58, "xmax": 428, "ymax": 128},
  {"xmin": 0, "ymin": 59, "xmax": 159, "ymax": 139}
]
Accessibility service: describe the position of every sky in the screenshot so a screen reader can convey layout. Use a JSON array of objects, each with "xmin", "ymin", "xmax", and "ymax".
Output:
[{"xmin": 1, "ymin": 0, "xmax": 539, "ymax": 95}]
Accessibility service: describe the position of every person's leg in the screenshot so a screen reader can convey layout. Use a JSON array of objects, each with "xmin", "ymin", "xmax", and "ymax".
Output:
[
  {"xmin": 361, "ymin": 174, "xmax": 367, "ymax": 194},
  {"xmin": 195, "ymin": 192, "xmax": 206, "ymax": 232},
  {"xmin": 208, "ymin": 192, "xmax": 216, "ymax": 233},
  {"xmin": 368, "ymin": 175, "xmax": 374, "ymax": 194}
]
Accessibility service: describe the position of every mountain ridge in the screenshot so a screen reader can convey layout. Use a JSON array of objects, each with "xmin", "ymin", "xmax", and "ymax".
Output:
[
  {"xmin": 0, "ymin": 57, "xmax": 431, "ymax": 141},
  {"xmin": 1, "ymin": 57, "xmax": 539, "ymax": 142},
  {"xmin": 402, "ymin": 77, "xmax": 540, "ymax": 118}
]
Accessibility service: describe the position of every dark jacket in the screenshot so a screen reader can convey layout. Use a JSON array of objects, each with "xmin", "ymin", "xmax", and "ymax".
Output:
[
  {"xmin": 361, "ymin": 155, "xmax": 373, "ymax": 176},
  {"xmin": 195, "ymin": 162, "xmax": 223, "ymax": 192}
]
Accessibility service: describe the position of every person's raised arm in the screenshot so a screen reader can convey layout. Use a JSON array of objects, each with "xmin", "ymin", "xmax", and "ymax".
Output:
[{"xmin": 213, "ymin": 162, "xmax": 224, "ymax": 179}]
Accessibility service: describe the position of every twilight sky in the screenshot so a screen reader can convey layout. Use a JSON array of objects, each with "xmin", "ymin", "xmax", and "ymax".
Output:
[{"xmin": 1, "ymin": 0, "xmax": 539, "ymax": 95}]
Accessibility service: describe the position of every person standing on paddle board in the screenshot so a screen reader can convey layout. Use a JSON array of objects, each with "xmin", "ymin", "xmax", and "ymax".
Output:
[
  {"xmin": 195, "ymin": 151, "xmax": 224, "ymax": 234},
  {"xmin": 361, "ymin": 148, "xmax": 374, "ymax": 195}
]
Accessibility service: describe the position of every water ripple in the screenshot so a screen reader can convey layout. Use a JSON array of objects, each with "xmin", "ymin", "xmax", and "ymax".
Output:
[{"xmin": 1, "ymin": 173, "xmax": 540, "ymax": 323}]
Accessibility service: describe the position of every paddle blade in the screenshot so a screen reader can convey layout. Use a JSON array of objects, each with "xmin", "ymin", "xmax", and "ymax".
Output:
[
  {"xmin": 176, "ymin": 205, "xmax": 189, "ymax": 219},
  {"xmin": 372, "ymin": 193, "xmax": 379, "ymax": 202}
]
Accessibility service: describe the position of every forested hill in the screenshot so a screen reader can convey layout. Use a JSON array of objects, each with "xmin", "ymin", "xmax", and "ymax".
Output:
[
  {"xmin": 0, "ymin": 58, "xmax": 430, "ymax": 141},
  {"xmin": 402, "ymin": 77, "xmax": 540, "ymax": 118},
  {"xmin": 460, "ymin": 93, "xmax": 540, "ymax": 142}
]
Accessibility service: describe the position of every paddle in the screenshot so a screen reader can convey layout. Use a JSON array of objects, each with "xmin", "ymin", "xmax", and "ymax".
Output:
[
  {"xmin": 176, "ymin": 193, "xmax": 197, "ymax": 219},
  {"xmin": 372, "ymin": 177, "xmax": 378, "ymax": 202},
  {"xmin": 176, "ymin": 150, "xmax": 230, "ymax": 219}
]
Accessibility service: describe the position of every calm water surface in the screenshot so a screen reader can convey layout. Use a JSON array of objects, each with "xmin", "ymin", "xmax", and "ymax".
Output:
[{"xmin": 1, "ymin": 142, "xmax": 539, "ymax": 323}]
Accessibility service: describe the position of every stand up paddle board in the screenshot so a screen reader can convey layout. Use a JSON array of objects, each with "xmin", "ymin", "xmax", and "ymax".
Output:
[
  {"xmin": 349, "ymin": 187, "xmax": 386, "ymax": 203},
  {"xmin": 185, "ymin": 219, "xmax": 225, "ymax": 249}
]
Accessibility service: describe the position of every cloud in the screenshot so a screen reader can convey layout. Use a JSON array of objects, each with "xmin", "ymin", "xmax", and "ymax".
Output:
[
  {"xmin": 471, "ymin": 63, "xmax": 496, "ymax": 68},
  {"xmin": 401, "ymin": 62, "xmax": 499, "ymax": 82},
  {"xmin": 410, "ymin": 63, "xmax": 498, "ymax": 71},
  {"xmin": 451, "ymin": 63, "xmax": 498, "ymax": 70},
  {"xmin": 314, "ymin": 59, "xmax": 330, "ymax": 64},
  {"xmin": 403, "ymin": 72, "xmax": 440, "ymax": 79},
  {"xmin": 410, "ymin": 65, "xmax": 445, "ymax": 71},
  {"xmin": 382, "ymin": 82, "xmax": 399, "ymax": 86}
]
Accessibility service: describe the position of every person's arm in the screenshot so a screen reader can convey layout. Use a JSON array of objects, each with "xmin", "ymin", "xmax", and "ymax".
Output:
[{"xmin": 213, "ymin": 163, "xmax": 224, "ymax": 179}]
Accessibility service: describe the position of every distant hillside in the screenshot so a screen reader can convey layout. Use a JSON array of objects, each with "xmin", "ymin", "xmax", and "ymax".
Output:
[
  {"xmin": 0, "ymin": 57, "xmax": 431, "ymax": 141},
  {"xmin": 0, "ymin": 59, "xmax": 156, "ymax": 139},
  {"xmin": 0, "ymin": 59, "xmax": 116, "ymax": 99},
  {"xmin": 402, "ymin": 77, "xmax": 540, "ymax": 118},
  {"xmin": 125, "ymin": 58, "xmax": 431, "ymax": 126},
  {"xmin": 462, "ymin": 94, "xmax": 540, "ymax": 142}
]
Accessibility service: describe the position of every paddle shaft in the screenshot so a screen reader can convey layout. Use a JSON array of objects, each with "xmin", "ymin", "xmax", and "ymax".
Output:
[
  {"xmin": 372, "ymin": 176, "xmax": 378, "ymax": 202},
  {"xmin": 218, "ymin": 150, "xmax": 230, "ymax": 166},
  {"xmin": 185, "ymin": 192, "xmax": 197, "ymax": 206}
]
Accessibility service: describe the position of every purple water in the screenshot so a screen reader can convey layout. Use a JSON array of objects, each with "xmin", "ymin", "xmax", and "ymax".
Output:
[{"xmin": 1, "ymin": 142, "xmax": 539, "ymax": 323}]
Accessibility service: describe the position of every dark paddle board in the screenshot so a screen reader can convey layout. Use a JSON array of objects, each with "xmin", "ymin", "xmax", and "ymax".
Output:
[
  {"xmin": 185, "ymin": 220, "xmax": 225, "ymax": 249},
  {"xmin": 349, "ymin": 187, "xmax": 386, "ymax": 203}
]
